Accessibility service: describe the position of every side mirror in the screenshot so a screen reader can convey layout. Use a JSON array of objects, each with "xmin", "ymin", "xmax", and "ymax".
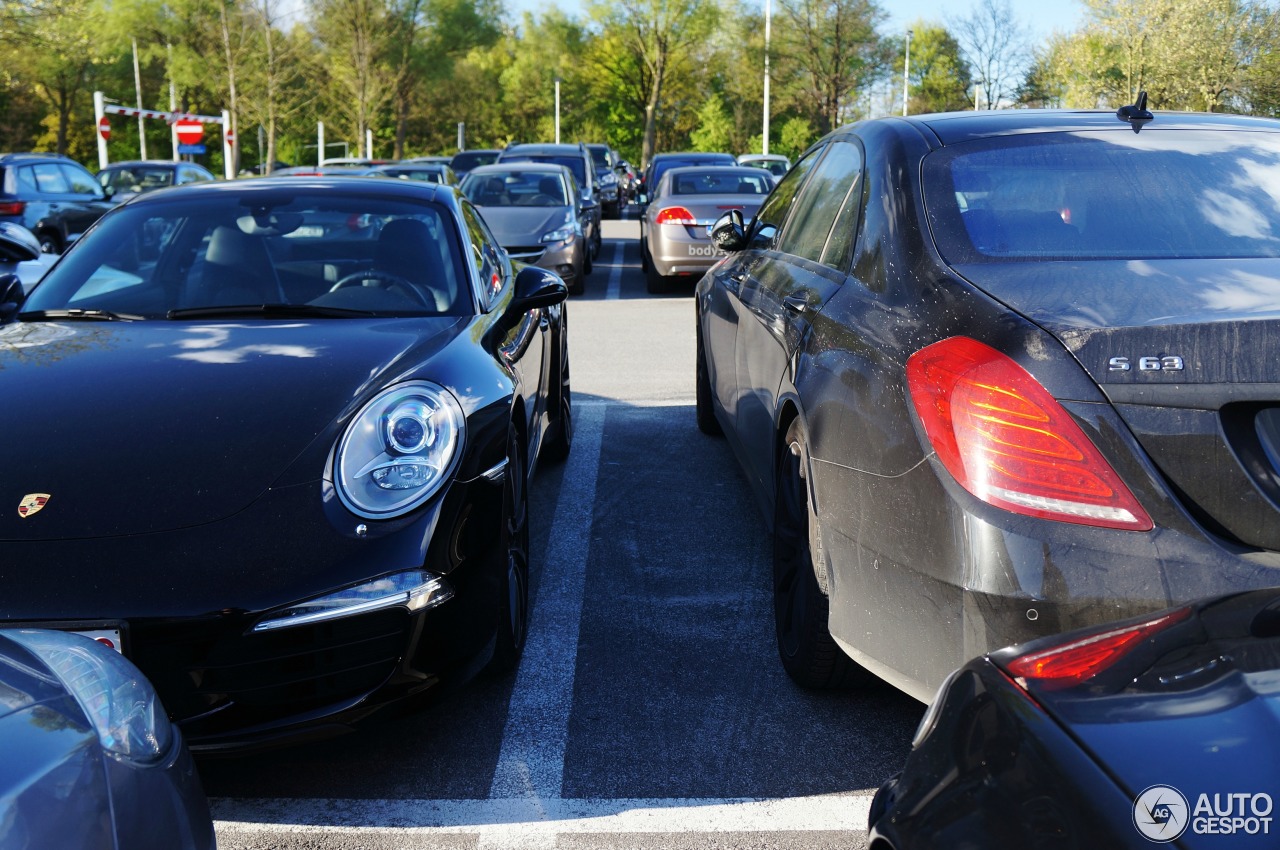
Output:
[
  {"xmin": 0, "ymin": 272, "xmax": 25, "ymax": 322},
  {"xmin": 711, "ymin": 209, "xmax": 748, "ymax": 253},
  {"xmin": 511, "ymin": 266, "xmax": 567, "ymax": 312}
]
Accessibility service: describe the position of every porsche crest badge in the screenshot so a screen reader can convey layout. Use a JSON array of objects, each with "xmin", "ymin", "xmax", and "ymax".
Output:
[{"xmin": 18, "ymin": 493, "xmax": 50, "ymax": 518}]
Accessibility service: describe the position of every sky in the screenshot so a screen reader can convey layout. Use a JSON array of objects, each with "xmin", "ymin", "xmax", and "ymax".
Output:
[{"xmin": 507, "ymin": 0, "xmax": 1086, "ymax": 44}]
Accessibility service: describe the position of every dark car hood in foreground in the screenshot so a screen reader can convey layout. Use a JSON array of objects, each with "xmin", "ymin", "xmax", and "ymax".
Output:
[
  {"xmin": 1004, "ymin": 591, "xmax": 1280, "ymax": 819},
  {"xmin": 0, "ymin": 317, "xmax": 465, "ymax": 541},
  {"xmin": 474, "ymin": 205, "xmax": 572, "ymax": 247},
  {"xmin": 952, "ymin": 258, "xmax": 1280, "ymax": 387}
]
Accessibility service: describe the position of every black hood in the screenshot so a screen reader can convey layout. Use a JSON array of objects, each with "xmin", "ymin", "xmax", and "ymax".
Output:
[{"xmin": 0, "ymin": 317, "xmax": 465, "ymax": 541}]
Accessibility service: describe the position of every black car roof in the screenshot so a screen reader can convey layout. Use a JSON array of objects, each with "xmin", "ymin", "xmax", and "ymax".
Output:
[{"xmin": 889, "ymin": 108, "xmax": 1280, "ymax": 146}]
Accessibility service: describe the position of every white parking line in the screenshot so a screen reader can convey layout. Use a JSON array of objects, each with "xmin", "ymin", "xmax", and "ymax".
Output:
[
  {"xmin": 209, "ymin": 399, "xmax": 874, "ymax": 847},
  {"xmin": 605, "ymin": 241, "xmax": 623, "ymax": 301},
  {"xmin": 487, "ymin": 402, "xmax": 605, "ymax": 803},
  {"xmin": 213, "ymin": 793, "xmax": 873, "ymax": 840}
]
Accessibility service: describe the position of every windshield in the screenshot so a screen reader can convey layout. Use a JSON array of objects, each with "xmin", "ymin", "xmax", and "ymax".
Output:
[
  {"xmin": 23, "ymin": 191, "xmax": 473, "ymax": 318},
  {"xmin": 99, "ymin": 166, "xmax": 174, "ymax": 193},
  {"xmin": 925, "ymin": 129, "xmax": 1280, "ymax": 263},
  {"xmin": 651, "ymin": 155, "xmax": 735, "ymax": 189},
  {"xmin": 461, "ymin": 171, "xmax": 569, "ymax": 207}
]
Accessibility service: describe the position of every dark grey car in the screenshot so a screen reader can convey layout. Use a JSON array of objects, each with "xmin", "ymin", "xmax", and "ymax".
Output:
[
  {"xmin": 698, "ymin": 106, "xmax": 1280, "ymax": 704},
  {"xmin": 497, "ymin": 143, "xmax": 601, "ymax": 261},
  {"xmin": 463, "ymin": 163, "xmax": 591, "ymax": 295}
]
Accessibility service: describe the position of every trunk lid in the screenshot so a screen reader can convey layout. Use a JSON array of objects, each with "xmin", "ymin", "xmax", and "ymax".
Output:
[{"xmin": 953, "ymin": 258, "xmax": 1280, "ymax": 549}]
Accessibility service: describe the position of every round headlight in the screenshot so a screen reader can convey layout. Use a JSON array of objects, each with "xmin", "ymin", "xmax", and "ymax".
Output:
[
  {"xmin": 7, "ymin": 629, "xmax": 173, "ymax": 765},
  {"xmin": 336, "ymin": 381, "xmax": 465, "ymax": 519}
]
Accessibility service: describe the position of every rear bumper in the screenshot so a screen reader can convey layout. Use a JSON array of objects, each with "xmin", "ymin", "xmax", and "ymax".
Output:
[{"xmin": 650, "ymin": 223, "xmax": 727, "ymax": 278}]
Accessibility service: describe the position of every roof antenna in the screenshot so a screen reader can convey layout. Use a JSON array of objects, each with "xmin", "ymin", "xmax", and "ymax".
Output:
[{"xmin": 1116, "ymin": 91, "xmax": 1154, "ymax": 132}]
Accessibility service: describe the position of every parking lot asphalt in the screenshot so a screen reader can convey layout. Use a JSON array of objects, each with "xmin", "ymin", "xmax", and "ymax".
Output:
[{"xmin": 202, "ymin": 214, "xmax": 925, "ymax": 850}]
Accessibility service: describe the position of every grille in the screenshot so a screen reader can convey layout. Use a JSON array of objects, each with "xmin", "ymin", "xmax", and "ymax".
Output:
[{"xmin": 132, "ymin": 608, "xmax": 409, "ymax": 729}]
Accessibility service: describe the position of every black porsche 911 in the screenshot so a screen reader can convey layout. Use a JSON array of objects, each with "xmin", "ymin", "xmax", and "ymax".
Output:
[
  {"xmin": 0, "ymin": 177, "xmax": 572, "ymax": 752},
  {"xmin": 697, "ymin": 103, "xmax": 1280, "ymax": 704},
  {"xmin": 870, "ymin": 590, "xmax": 1280, "ymax": 848}
]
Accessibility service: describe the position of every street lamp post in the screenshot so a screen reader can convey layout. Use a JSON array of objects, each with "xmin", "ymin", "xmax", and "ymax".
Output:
[
  {"xmin": 902, "ymin": 29, "xmax": 912, "ymax": 117},
  {"xmin": 554, "ymin": 78, "xmax": 561, "ymax": 144},
  {"xmin": 763, "ymin": 0, "xmax": 771, "ymax": 155}
]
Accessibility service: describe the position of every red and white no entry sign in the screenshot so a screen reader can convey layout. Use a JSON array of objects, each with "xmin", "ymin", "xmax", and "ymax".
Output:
[
  {"xmin": 225, "ymin": 127, "xmax": 236, "ymax": 146},
  {"xmin": 97, "ymin": 116, "xmax": 111, "ymax": 140},
  {"xmin": 174, "ymin": 120, "xmax": 204, "ymax": 145}
]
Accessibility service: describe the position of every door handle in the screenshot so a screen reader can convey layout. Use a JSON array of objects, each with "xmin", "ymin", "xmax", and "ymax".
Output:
[{"xmin": 783, "ymin": 294, "xmax": 808, "ymax": 314}]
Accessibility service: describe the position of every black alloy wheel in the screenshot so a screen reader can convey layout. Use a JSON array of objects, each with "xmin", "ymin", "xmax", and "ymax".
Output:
[
  {"xmin": 490, "ymin": 427, "xmax": 531, "ymax": 672},
  {"xmin": 772, "ymin": 419, "xmax": 873, "ymax": 690},
  {"xmin": 542, "ymin": 324, "xmax": 573, "ymax": 463},
  {"xmin": 695, "ymin": 319, "xmax": 722, "ymax": 436}
]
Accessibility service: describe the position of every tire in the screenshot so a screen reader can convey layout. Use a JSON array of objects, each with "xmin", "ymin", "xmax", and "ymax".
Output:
[
  {"xmin": 640, "ymin": 236, "xmax": 650, "ymax": 272},
  {"xmin": 772, "ymin": 419, "xmax": 874, "ymax": 690},
  {"xmin": 583, "ymin": 247, "xmax": 592, "ymax": 276},
  {"xmin": 695, "ymin": 320, "xmax": 722, "ymax": 436},
  {"xmin": 542, "ymin": 322, "xmax": 573, "ymax": 463},
  {"xmin": 646, "ymin": 263, "xmax": 669, "ymax": 294},
  {"xmin": 489, "ymin": 427, "xmax": 531, "ymax": 673},
  {"xmin": 37, "ymin": 230, "xmax": 62, "ymax": 255}
]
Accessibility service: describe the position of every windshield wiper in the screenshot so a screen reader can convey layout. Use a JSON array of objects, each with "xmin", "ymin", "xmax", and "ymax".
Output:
[
  {"xmin": 166, "ymin": 303, "xmax": 376, "ymax": 319},
  {"xmin": 19, "ymin": 308, "xmax": 146, "ymax": 322}
]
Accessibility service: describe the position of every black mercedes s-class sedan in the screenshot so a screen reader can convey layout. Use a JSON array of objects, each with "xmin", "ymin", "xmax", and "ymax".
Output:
[
  {"xmin": 0, "ymin": 177, "xmax": 572, "ymax": 752},
  {"xmin": 697, "ymin": 102, "xmax": 1280, "ymax": 703}
]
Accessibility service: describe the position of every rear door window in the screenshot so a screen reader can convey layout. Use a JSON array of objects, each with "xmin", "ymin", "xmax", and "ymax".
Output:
[
  {"xmin": 32, "ymin": 164, "xmax": 70, "ymax": 194},
  {"xmin": 776, "ymin": 141, "xmax": 864, "ymax": 267},
  {"xmin": 750, "ymin": 146, "xmax": 824, "ymax": 248}
]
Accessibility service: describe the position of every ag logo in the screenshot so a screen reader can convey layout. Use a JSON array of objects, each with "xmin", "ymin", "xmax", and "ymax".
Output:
[
  {"xmin": 17, "ymin": 493, "xmax": 50, "ymax": 519},
  {"xmin": 1134, "ymin": 784, "xmax": 1189, "ymax": 842}
]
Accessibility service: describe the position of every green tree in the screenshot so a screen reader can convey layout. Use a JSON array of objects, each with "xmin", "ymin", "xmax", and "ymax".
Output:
[
  {"xmin": 690, "ymin": 92, "xmax": 734, "ymax": 151},
  {"xmin": 904, "ymin": 23, "xmax": 972, "ymax": 113},
  {"xmin": 588, "ymin": 0, "xmax": 717, "ymax": 166},
  {"xmin": 775, "ymin": 0, "xmax": 893, "ymax": 134}
]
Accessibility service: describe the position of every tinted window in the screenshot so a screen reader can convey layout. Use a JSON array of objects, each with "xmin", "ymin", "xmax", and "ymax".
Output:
[
  {"xmin": 451, "ymin": 151, "xmax": 499, "ymax": 172},
  {"xmin": 462, "ymin": 170, "xmax": 569, "ymax": 207},
  {"xmin": 61, "ymin": 164, "xmax": 100, "ymax": 195},
  {"xmin": 669, "ymin": 171, "xmax": 771, "ymax": 195},
  {"xmin": 503, "ymin": 155, "xmax": 587, "ymax": 188},
  {"xmin": 460, "ymin": 202, "xmax": 507, "ymax": 308},
  {"xmin": 650, "ymin": 156, "xmax": 735, "ymax": 191},
  {"xmin": 925, "ymin": 130, "xmax": 1280, "ymax": 262},
  {"xmin": 753, "ymin": 146, "xmax": 824, "ymax": 240},
  {"xmin": 776, "ymin": 141, "xmax": 863, "ymax": 263},
  {"xmin": 32, "ymin": 164, "xmax": 70, "ymax": 194}
]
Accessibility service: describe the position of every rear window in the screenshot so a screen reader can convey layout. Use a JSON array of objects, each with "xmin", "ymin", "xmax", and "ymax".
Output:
[
  {"xmin": 503, "ymin": 154, "xmax": 586, "ymax": 187},
  {"xmin": 669, "ymin": 171, "xmax": 771, "ymax": 195},
  {"xmin": 925, "ymin": 130, "xmax": 1280, "ymax": 263},
  {"xmin": 451, "ymin": 151, "xmax": 498, "ymax": 172}
]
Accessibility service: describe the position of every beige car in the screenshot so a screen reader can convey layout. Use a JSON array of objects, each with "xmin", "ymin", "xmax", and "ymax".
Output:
[{"xmin": 640, "ymin": 166, "xmax": 773, "ymax": 293}]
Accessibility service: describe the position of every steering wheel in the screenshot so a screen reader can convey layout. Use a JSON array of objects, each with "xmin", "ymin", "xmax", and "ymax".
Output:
[{"xmin": 329, "ymin": 269, "xmax": 434, "ymax": 308}]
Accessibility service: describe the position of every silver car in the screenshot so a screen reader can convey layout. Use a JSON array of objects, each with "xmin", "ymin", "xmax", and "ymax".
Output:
[
  {"xmin": 640, "ymin": 166, "xmax": 773, "ymax": 293},
  {"xmin": 462, "ymin": 163, "xmax": 591, "ymax": 295}
]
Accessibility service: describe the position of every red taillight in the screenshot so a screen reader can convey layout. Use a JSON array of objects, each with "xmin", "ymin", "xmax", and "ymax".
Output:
[
  {"xmin": 655, "ymin": 206, "xmax": 696, "ymax": 225},
  {"xmin": 906, "ymin": 336, "xmax": 1152, "ymax": 531},
  {"xmin": 1004, "ymin": 607, "xmax": 1191, "ymax": 690},
  {"xmin": 0, "ymin": 200, "xmax": 26, "ymax": 216}
]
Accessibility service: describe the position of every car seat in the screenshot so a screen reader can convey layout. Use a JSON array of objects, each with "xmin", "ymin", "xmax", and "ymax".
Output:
[
  {"xmin": 187, "ymin": 225, "xmax": 284, "ymax": 306},
  {"xmin": 372, "ymin": 218, "xmax": 454, "ymax": 312}
]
